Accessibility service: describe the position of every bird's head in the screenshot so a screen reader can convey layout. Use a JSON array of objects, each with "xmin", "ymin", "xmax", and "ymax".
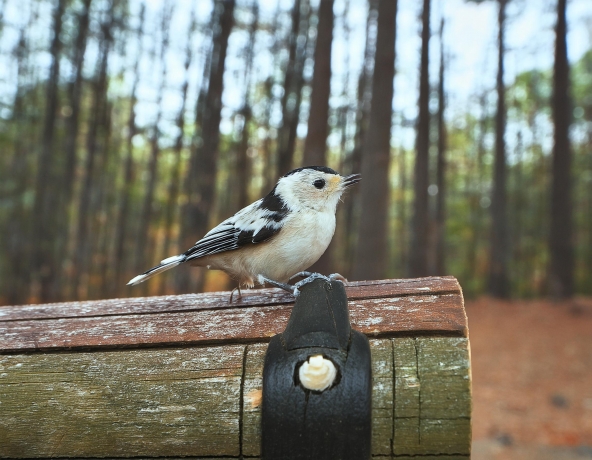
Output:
[{"xmin": 274, "ymin": 166, "xmax": 361, "ymax": 213}]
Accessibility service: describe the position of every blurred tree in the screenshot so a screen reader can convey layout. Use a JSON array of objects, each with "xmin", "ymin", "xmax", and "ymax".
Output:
[
  {"xmin": 302, "ymin": 0, "xmax": 335, "ymax": 274},
  {"xmin": 0, "ymin": 0, "xmax": 591, "ymax": 305},
  {"xmin": 344, "ymin": 0, "xmax": 378, "ymax": 273},
  {"xmin": 4, "ymin": 11, "xmax": 35, "ymax": 304},
  {"xmin": 236, "ymin": 1, "xmax": 259, "ymax": 210},
  {"xmin": 134, "ymin": 3, "xmax": 172, "ymax": 281},
  {"xmin": 410, "ymin": 0, "xmax": 431, "ymax": 278},
  {"xmin": 0, "ymin": 0, "xmax": 6, "ymax": 37},
  {"xmin": 302, "ymin": 0, "xmax": 334, "ymax": 166},
  {"xmin": 32, "ymin": 0, "xmax": 68, "ymax": 302},
  {"xmin": 343, "ymin": 0, "xmax": 378, "ymax": 273},
  {"xmin": 549, "ymin": 0, "xmax": 574, "ymax": 298},
  {"xmin": 488, "ymin": 0, "xmax": 509, "ymax": 297},
  {"xmin": 277, "ymin": 0, "xmax": 310, "ymax": 176},
  {"xmin": 56, "ymin": 0, "xmax": 92, "ymax": 294},
  {"xmin": 433, "ymin": 17, "xmax": 447, "ymax": 276},
  {"xmin": 352, "ymin": 0, "xmax": 397, "ymax": 281},
  {"xmin": 71, "ymin": 2, "xmax": 116, "ymax": 299},
  {"xmin": 571, "ymin": 50, "xmax": 592, "ymax": 292},
  {"xmin": 178, "ymin": 0, "xmax": 235, "ymax": 293},
  {"xmin": 158, "ymin": 8, "xmax": 197, "ymax": 295},
  {"xmin": 61, "ymin": 0, "xmax": 92, "ymax": 225},
  {"xmin": 112, "ymin": 3, "xmax": 145, "ymax": 296}
]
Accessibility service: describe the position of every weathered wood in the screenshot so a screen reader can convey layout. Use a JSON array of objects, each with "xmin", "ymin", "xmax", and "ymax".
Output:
[
  {"xmin": 370, "ymin": 339, "xmax": 394, "ymax": 456},
  {"xmin": 0, "ymin": 346, "xmax": 245, "ymax": 457},
  {"xmin": 392, "ymin": 337, "xmax": 471, "ymax": 456},
  {"xmin": 0, "ymin": 277, "xmax": 460, "ymax": 321},
  {"xmin": 0, "ymin": 338, "xmax": 470, "ymax": 458},
  {"xmin": 242, "ymin": 343, "xmax": 266, "ymax": 457},
  {"xmin": 0, "ymin": 277, "xmax": 471, "ymax": 458},
  {"xmin": 0, "ymin": 278, "xmax": 466, "ymax": 353}
]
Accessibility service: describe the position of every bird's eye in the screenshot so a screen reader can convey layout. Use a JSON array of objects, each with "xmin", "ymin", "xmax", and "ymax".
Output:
[{"xmin": 313, "ymin": 179, "xmax": 326, "ymax": 189}]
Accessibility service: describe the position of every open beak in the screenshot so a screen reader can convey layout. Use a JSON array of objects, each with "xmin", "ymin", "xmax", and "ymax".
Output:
[{"xmin": 342, "ymin": 173, "xmax": 361, "ymax": 188}]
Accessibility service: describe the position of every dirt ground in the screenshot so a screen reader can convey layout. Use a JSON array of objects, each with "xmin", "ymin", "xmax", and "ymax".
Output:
[{"xmin": 466, "ymin": 297, "xmax": 592, "ymax": 459}]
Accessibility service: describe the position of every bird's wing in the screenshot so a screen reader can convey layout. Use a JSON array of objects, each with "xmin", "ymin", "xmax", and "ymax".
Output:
[{"xmin": 183, "ymin": 199, "xmax": 286, "ymax": 262}]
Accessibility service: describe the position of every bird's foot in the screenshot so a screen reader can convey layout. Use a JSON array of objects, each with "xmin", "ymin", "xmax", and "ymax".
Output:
[
  {"xmin": 257, "ymin": 275, "xmax": 296, "ymax": 294},
  {"xmin": 259, "ymin": 272, "xmax": 348, "ymax": 297},
  {"xmin": 288, "ymin": 271, "xmax": 314, "ymax": 282},
  {"xmin": 229, "ymin": 285, "xmax": 242, "ymax": 303},
  {"xmin": 292, "ymin": 273, "xmax": 334, "ymax": 296},
  {"xmin": 290, "ymin": 271, "xmax": 348, "ymax": 284}
]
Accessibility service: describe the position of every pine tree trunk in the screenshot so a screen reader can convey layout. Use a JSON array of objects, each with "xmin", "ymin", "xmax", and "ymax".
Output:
[
  {"xmin": 32, "ymin": 0, "xmax": 67, "ymax": 302},
  {"xmin": 5, "ymin": 22, "xmax": 33, "ymax": 304},
  {"xmin": 0, "ymin": 0, "xmax": 6, "ymax": 38},
  {"xmin": 158, "ymin": 12, "xmax": 196, "ymax": 296},
  {"xmin": 549, "ymin": 0, "xmax": 574, "ymax": 299},
  {"xmin": 410, "ymin": 0, "xmax": 431, "ymax": 278},
  {"xmin": 467, "ymin": 93, "xmax": 488, "ymax": 292},
  {"xmin": 236, "ymin": 2, "xmax": 258, "ymax": 210},
  {"xmin": 343, "ymin": 0, "xmax": 377, "ymax": 274},
  {"xmin": 397, "ymin": 147, "xmax": 408, "ymax": 274},
  {"xmin": 57, "ymin": 0, "xmax": 92, "ymax": 298},
  {"xmin": 261, "ymin": 76, "xmax": 276, "ymax": 195},
  {"xmin": 177, "ymin": 0, "xmax": 235, "ymax": 293},
  {"xmin": 488, "ymin": 0, "xmax": 509, "ymax": 298},
  {"xmin": 277, "ymin": 0, "xmax": 309, "ymax": 176},
  {"xmin": 302, "ymin": 0, "xmax": 335, "ymax": 275},
  {"xmin": 434, "ymin": 18, "xmax": 446, "ymax": 276},
  {"xmin": 134, "ymin": 6, "xmax": 172, "ymax": 281},
  {"xmin": 352, "ymin": 0, "xmax": 397, "ymax": 281},
  {"xmin": 112, "ymin": 5, "xmax": 145, "ymax": 295},
  {"xmin": 71, "ymin": 10, "xmax": 114, "ymax": 299},
  {"xmin": 301, "ymin": 0, "xmax": 334, "ymax": 167},
  {"xmin": 62, "ymin": 0, "xmax": 92, "ymax": 212}
]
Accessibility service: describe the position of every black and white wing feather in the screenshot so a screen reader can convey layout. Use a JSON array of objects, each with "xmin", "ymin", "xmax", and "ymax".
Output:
[
  {"xmin": 127, "ymin": 189, "xmax": 288, "ymax": 285},
  {"xmin": 183, "ymin": 198, "xmax": 286, "ymax": 261}
]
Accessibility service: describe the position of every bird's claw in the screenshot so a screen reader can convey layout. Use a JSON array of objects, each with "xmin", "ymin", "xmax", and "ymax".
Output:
[
  {"xmin": 259, "ymin": 272, "xmax": 348, "ymax": 297},
  {"xmin": 288, "ymin": 271, "xmax": 314, "ymax": 282},
  {"xmin": 257, "ymin": 275, "xmax": 295, "ymax": 294}
]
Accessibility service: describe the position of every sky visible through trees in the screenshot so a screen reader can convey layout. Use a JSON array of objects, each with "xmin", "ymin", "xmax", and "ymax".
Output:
[{"xmin": 0, "ymin": 0, "xmax": 591, "ymax": 305}]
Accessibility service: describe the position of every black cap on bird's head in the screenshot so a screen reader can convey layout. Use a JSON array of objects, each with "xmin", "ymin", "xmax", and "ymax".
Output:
[{"xmin": 283, "ymin": 166, "xmax": 339, "ymax": 177}]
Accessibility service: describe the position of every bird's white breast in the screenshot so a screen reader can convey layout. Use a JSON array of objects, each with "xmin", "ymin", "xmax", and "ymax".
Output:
[
  {"xmin": 269, "ymin": 209, "xmax": 336, "ymax": 277},
  {"xmin": 211, "ymin": 208, "xmax": 336, "ymax": 285}
]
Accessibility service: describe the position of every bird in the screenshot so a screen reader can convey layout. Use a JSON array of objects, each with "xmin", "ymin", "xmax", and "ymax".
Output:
[{"xmin": 127, "ymin": 166, "xmax": 361, "ymax": 295}]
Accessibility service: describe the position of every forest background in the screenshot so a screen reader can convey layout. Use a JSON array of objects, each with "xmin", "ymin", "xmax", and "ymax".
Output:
[{"xmin": 0, "ymin": 0, "xmax": 591, "ymax": 306}]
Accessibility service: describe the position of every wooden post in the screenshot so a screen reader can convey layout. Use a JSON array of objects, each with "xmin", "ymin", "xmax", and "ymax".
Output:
[{"xmin": 0, "ymin": 277, "xmax": 471, "ymax": 458}]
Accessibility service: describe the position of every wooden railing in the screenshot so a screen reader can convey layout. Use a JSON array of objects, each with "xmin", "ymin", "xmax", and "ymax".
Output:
[{"xmin": 0, "ymin": 276, "xmax": 471, "ymax": 458}]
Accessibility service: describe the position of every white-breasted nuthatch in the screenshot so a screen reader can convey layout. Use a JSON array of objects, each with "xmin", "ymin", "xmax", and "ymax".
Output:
[{"xmin": 127, "ymin": 166, "xmax": 361, "ymax": 293}]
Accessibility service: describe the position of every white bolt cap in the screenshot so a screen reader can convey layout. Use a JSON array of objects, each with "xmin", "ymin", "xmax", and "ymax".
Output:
[{"xmin": 298, "ymin": 354, "xmax": 337, "ymax": 392}]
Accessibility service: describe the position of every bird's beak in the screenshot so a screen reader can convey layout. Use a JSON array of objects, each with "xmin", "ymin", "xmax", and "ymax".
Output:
[{"xmin": 342, "ymin": 173, "xmax": 361, "ymax": 188}]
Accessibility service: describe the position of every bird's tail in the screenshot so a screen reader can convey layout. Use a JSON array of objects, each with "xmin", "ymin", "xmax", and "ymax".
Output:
[{"xmin": 127, "ymin": 255, "xmax": 186, "ymax": 286}]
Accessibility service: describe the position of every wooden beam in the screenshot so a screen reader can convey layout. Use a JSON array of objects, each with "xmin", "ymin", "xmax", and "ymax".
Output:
[
  {"xmin": 0, "ymin": 277, "xmax": 471, "ymax": 458},
  {"xmin": 0, "ymin": 277, "xmax": 466, "ymax": 353},
  {"xmin": 0, "ymin": 338, "xmax": 470, "ymax": 458}
]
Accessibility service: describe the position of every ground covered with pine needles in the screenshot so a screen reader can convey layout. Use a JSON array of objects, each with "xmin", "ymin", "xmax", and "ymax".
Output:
[{"xmin": 467, "ymin": 297, "xmax": 592, "ymax": 459}]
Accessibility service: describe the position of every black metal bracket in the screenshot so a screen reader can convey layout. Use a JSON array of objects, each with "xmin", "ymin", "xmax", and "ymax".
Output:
[{"xmin": 261, "ymin": 276, "xmax": 372, "ymax": 460}]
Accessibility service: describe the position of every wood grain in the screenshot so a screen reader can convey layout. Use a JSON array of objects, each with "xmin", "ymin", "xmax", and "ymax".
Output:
[
  {"xmin": 0, "ymin": 278, "xmax": 466, "ymax": 353},
  {"xmin": 0, "ymin": 337, "xmax": 470, "ymax": 458},
  {"xmin": 0, "ymin": 346, "xmax": 245, "ymax": 458},
  {"xmin": 0, "ymin": 277, "xmax": 460, "ymax": 321}
]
